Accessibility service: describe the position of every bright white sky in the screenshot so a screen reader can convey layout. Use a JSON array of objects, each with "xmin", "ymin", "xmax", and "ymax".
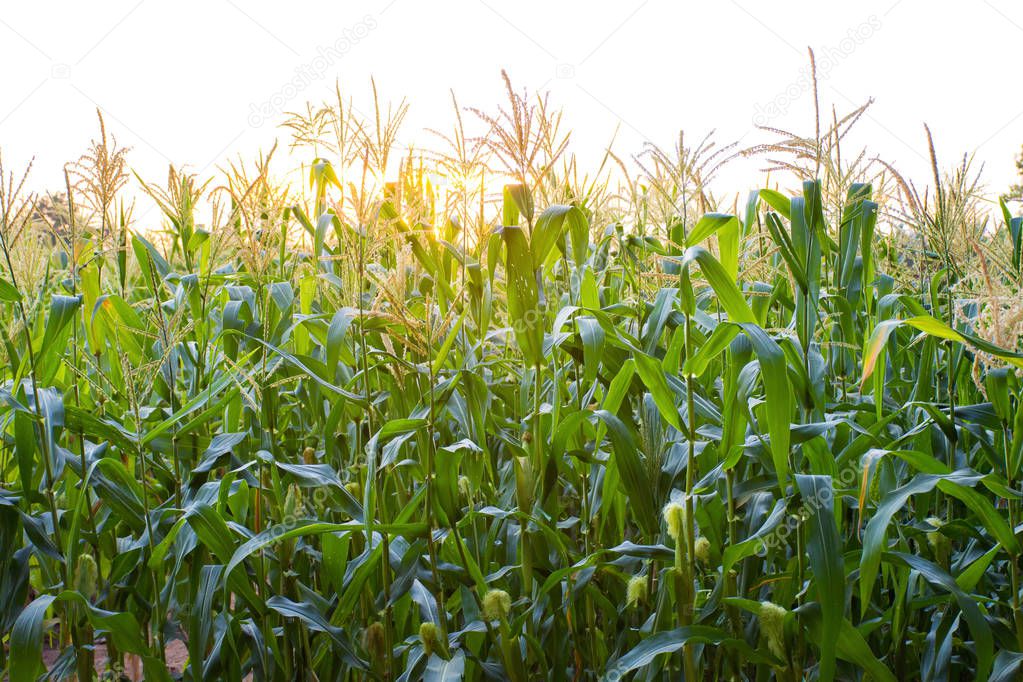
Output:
[{"xmin": 2, "ymin": 0, "xmax": 1022, "ymax": 217}]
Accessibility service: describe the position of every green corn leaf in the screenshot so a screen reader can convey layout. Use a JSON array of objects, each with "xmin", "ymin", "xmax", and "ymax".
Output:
[
  {"xmin": 0, "ymin": 277, "xmax": 21, "ymax": 301},
  {"xmin": 604, "ymin": 626, "xmax": 776, "ymax": 679},
  {"xmin": 594, "ymin": 409, "xmax": 657, "ymax": 537},
  {"xmin": 886, "ymin": 551, "xmax": 993, "ymax": 680},
  {"xmin": 795, "ymin": 474, "xmax": 844, "ymax": 682},
  {"xmin": 10, "ymin": 592, "xmax": 146, "ymax": 681},
  {"xmin": 501, "ymin": 224, "xmax": 544, "ymax": 367},
  {"xmin": 633, "ymin": 350, "xmax": 683, "ymax": 433}
]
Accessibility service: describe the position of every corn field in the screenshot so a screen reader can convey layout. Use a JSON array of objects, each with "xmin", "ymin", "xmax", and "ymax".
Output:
[{"xmin": 2, "ymin": 76, "xmax": 1023, "ymax": 680}]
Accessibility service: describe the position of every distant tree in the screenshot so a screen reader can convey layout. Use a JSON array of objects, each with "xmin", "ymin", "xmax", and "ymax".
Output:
[
  {"xmin": 1006, "ymin": 145, "xmax": 1023, "ymax": 200},
  {"xmin": 30, "ymin": 191, "xmax": 91, "ymax": 255},
  {"xmin": 32, "ymin": 192, "xmax": 75, "ymax": 231}
]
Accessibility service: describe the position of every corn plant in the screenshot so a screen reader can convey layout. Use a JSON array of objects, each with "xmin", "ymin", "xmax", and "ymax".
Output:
[{"xmin": 1, "ymin": 78, "xmax": 1023, "ymax": 682}]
